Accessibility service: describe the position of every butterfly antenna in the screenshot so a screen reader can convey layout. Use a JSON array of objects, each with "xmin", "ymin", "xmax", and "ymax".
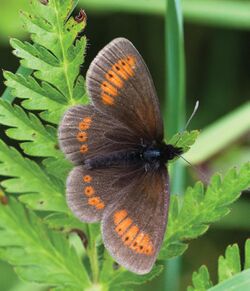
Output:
[
  {"xmin": 174, "ymin": 152, "xmax": 210, "ymax": 184},
  {"xmin": 174, "ymin": 100, "xmax": 199, "ymax": 147},
  {"xmin": 172, "ymin": 100, "xmax": 209, "ymax": 184},
  {"xmin": 183, "ymin": 100, "xmax": 199, "ymax": 132}
]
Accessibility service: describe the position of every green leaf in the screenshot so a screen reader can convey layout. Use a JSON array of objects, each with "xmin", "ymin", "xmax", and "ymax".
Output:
[
  {"xmin": 0, "ymin": 99, "xmax": 61, "ymax": 158},
  {"xmin": 187, "ymin": 266, "xmax": 213, "ymax": 291},
  {"xmin": 245, "ymin": 240, "xmax": 250, "ymax": 270},
  {"xmin": 159, "ymin": 162, "xmax": 250, "ymax": 259},
  {"xmin": 189, "ymin": 239, "xmax": 250, "ymax": 290},
  {"xmin": 42, "ymin": 157, "xmax": 73, "ymax": 182},
  {"xmin": 4, "ymin": 71, "xmax": 70, "ymax": 124},
  {"xmin": 0, "ymin": 140, "xmax": 67, "ymax": 212},
  {"xmin": 209, "ymin": 270, "xmax": 250, "ymax": 291},
  {"xmin": 99, "ymin": 250, "xmax": 116, "ymax": 284},
  {"xmin": 218, "ymin": 244, "xmax": 241, "ymax": 282},
  {"xmin": 109, "ymin": 265, "xmax": 163, "ymax": 289},
  {"xmin": 44, "ymin": 212, "xmax": 87, "ymax": 233},
  {"xmin": 168, "ymin": 130, "xmax": 200, "ymax": 156},
  {"xmin": 159, "ymin": 242, "xmax": 188, "ymax": 260},
  {"xmin": 2, "ymin": 66, "xmax": 32, "ymax": 103},
  {"xmin": 0, "ymin": 197, "xmax": 91, "ymax": 289}
]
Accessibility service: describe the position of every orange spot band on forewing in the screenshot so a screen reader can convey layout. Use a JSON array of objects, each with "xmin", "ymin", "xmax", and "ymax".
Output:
[
  {"xmin": 77, "ymin": 131, "xmax": 88, "ymax": 142},
  {"xmin": 105, "ymin": 70, "xmax": 124, "ymax": 88},
  {"xmin": 118, "ymin": 59, "xmax": 134, "ymax": 77},
  {"xmin": 101, "ymin": 81, "xmax": 118, "ymax": 96},
  {"xmin": 80, "ymin": 144, "xmax": 88, "ymax": 153},
  {"xmin": 112, "ymin": 63, "xmax": 130, "ymax": 80},
  {"xmin": 102, "ymin": 93, "xmax": 114, "ymax": 105},
  {"xmin": 114, "ymin": 210, "xmax": 128, "ymax": 225},
  {"xmin": 126, "ymin": 56, "xmax": 136, "ymax": 67},
  {"xmin": 83, "ymin": 175, "xmax": 92, "ymax": 183},
  {"xmin": 100, "ymin": 55, "xmax": 136, "ymax": 106},
  {"xmin": 79, "ymin": 117, "xmax": 92, "ymax": 131},
  {"xmin": 115, "ymin": 217, "xmax": 133, "ymax": 236},
  {"xmin": 122, "ymin": 225, "xmax": 139, "ymax": 246},
  {"xmin": 84, "ymin": 186, "xmax": 95, "ymax": 197}
]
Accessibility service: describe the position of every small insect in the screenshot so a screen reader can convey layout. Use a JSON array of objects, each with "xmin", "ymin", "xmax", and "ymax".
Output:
[{"xmin": 59, "ymin": 38, "xmax": 182, "ymax": 274}]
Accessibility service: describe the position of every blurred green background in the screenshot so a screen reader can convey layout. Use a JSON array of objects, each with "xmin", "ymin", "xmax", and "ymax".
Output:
[{"xmin": 0, "ymin": 0, "xmax": 249, "ymax": 290}]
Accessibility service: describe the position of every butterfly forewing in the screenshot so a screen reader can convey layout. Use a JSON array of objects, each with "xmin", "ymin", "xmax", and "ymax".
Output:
[
  {"xmin": 102, "ymin": 168, "xmax": 169, "ymax": 274},
  {"xmin": 58, "ymin": 104, "xmax": 139, "ymax": 165},
  {"xmin": 86, "ymin": 38, "xmax": 163, "ymax": 142}
]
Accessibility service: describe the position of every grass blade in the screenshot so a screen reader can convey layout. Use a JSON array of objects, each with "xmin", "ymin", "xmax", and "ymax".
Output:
[{"xmin": 164, "ymin": 0, "xmax": 186, "ymax": 290}]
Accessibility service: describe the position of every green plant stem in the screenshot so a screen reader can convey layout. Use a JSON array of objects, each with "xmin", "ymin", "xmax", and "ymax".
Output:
[
  {"xmin": 165, "ymin": 0, "xmax": 186, "ymax": 290},
  {"xmin": 87, "ymin": 225, "xmax": 99, "ymax": 283}
]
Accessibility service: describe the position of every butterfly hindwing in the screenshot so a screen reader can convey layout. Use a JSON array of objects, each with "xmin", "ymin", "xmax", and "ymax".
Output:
[
  {"xmin": 101, "ymin": 167, "xmax": 169, "ymax": 274},
  {"xmin": 86, "ymin": 38, "xmax": 163, "ymax": 141},
  {"xmin": 67, "ymin": 165, "xmax": 144, "ymax": 222}
]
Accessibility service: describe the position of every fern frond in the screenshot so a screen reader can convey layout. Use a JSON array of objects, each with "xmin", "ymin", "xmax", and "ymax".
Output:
[
  {"xmin": 0, "ymin": 197, "xmax": 91, "ymax": 290},
  {"xmin": 188, "ymin": 239, "xmax": 250, "ymax": 290},
  {"xmin": 4, "ymin": 0, "xmax": 88, "ymax": 124},
  {"xmin": 159, "ymin": 162, "xmax": 250, "ymax": 259},
  {"xmin": 0, "ymin": 99, "xmax": 62, "ymax": 158},
  {"xmin": 0, "ymin": 140, "xmax": 67, "ymax": 212}
]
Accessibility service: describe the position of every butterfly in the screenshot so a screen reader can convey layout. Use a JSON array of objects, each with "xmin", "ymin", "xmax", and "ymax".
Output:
[{"xmin": 58, "ymin": 38, "xmax": 182, "ymax": 274}]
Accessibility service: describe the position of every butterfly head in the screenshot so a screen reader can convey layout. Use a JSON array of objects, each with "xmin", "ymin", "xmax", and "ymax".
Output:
[
  {"xmin": 161, "ymin": 143, "xmax": 183, "ymax": 162},
  {"xmin": 140, "ymin": 140, "xmax": 183, "ymax": 168}
]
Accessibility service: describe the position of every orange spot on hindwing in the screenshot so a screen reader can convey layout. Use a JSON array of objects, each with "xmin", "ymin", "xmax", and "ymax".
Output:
[
  {"xmin": 78, "ymin": 117, "xmax": 91, "ymax": 154},
  {"xmin": 88, "ymin": 196, "xmax": 105, "ymax": 210},
  {"xmin": 77, "ymin": 131, "xmax": 87, "ymax": 142},
  {"xmin": 83, "ymin": 176, "xmax": 105, "ymax": 210},
  {"xmin": 84, "ymin": 186, "xmax": 95, "ymax": 197},
  {"xmin": 79, "ymin": 117, "xmax": 92, "ymax": 130},
  {"xmin": 113, "ymin": 209, "xmax": 154, "ymax": 256},
  {"xmin": 80, "ymin": 144, "xmax": 88, "ymax": 153},
  {"xmin": 101, "ymin": 55, "xmax": 136, "ymax": 105},
  {"xmin": 83, "ymin": 175, "xmax": 92, "ymax": 183},
  {"xmin": 88, "ymin": 197, "xmax": 100, "ymax": 206}
]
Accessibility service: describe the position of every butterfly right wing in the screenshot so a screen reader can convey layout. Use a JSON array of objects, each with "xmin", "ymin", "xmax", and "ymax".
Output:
[
  {"xmin": 58, "ymin": 105, "xmax": 138, "ymax": 165},
  {"xmin": 101, "ymin": 167, "xmax": 170, "ymax": 274}
]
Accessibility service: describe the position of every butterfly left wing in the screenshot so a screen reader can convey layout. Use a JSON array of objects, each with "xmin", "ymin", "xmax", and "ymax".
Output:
[
  {"xmin": 101, "ymin": 167, "xmax": 169, "ymax": 274},
  {"xmin": 58, "ymin": 104, "xmax": 139, "ymax": 165}
]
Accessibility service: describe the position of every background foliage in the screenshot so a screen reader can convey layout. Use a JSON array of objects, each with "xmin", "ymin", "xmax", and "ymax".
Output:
[{"xmin": 0, "ymin": 0, "xmax": 249, "ymax": 290}]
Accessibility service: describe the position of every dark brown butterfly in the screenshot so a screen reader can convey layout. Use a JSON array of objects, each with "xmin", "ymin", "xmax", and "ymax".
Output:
[{"xmin": 58, "ymin": 38, "xmax": 182, "ymax": 274}]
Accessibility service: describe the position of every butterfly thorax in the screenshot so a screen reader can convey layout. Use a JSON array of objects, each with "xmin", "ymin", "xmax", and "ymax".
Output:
[
  {"xmin": 142, "ymin": 142, "xmax": 183, "ymax": 166},
  {"xmin": 85, "ymin": 141, "xmax": 182, "ymax": 170}
]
